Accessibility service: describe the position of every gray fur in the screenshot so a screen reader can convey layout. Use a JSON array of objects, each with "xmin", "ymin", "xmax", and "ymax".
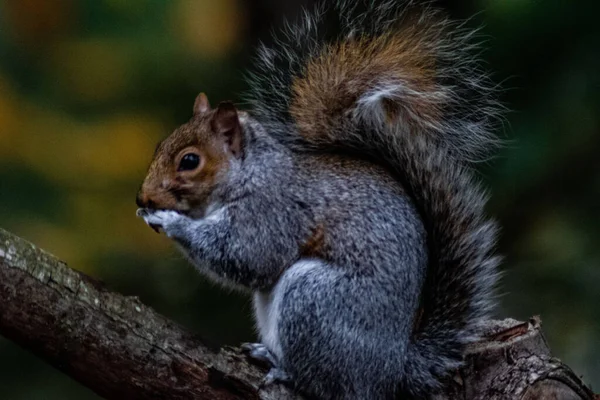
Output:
[
  {"xmin": 142, "ymin": 122, "xmax": 430, "ymax": 399},
  {"xmin": 243, "ymin": 1, "xmax": 503, "ymax": 396}
]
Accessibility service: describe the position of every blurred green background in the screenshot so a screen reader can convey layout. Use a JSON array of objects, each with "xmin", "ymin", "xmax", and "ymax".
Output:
[{"xmin": 0, "ymin": 0, "xmax": 598, "ymax": 398}]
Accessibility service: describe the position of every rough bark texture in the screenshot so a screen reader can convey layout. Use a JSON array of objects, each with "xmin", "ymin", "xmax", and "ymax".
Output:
[
  {"xmin": 438, "ymin": 318, "xmax": 597, "ymax": 400},
  {"xmin": 0, "ymin": 228, "xmax": 298, "ymax": 400},
  {"xmin": 0, "ymin": 227, "xmax": 596, "ymax": 400}
]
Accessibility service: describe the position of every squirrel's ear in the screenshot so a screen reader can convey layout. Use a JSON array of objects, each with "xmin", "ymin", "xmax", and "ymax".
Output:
[
  {"xmin": 193, "ymin": 92, "xmax": 211, "ymax": 116},
  {"xmin": 211, "ymin": 101, "xmax": 243, "ymax": 158}
]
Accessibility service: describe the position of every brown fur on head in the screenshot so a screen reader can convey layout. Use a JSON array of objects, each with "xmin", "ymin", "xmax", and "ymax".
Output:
[{"xmin": 136, "ymin": 93, "xmax": 244, "ymax": 216}]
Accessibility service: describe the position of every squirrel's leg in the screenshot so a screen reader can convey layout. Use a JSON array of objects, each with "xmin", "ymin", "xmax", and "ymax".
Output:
[
  {"xmin": 271, "ymin": 259, "xmax": 410, "ymax": 400},
  {"xmin": 140, "ymin": 208, "xmax": 294, "ymax": 289},
  {"xmin": 246, "ymin": 290, "xmax": 294, "ymax": 387}
]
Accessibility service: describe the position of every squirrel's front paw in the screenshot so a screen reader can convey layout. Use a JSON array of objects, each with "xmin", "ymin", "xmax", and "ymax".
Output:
[{"xmin": 141, "ymin": 210, "xmax": 187, "ymax": 238}]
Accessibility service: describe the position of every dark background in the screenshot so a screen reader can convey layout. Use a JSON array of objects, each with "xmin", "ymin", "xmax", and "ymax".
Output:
[{"xmin": 0, "ymin": 0, "xmax": 598, "ymax": 398}]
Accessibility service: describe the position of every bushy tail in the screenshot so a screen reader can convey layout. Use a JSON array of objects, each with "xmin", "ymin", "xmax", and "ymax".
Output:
[{"xmin": 246, "ymin": 0, "xmax": 502, "ymax": 396}]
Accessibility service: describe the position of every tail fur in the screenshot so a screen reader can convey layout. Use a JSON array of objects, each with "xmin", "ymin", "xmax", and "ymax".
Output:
[{"xmin": 246, "ymin": 0, "xmax": 502, "ymax": 396}]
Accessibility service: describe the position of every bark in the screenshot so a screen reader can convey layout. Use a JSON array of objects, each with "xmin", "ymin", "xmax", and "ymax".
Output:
[{"xmin": 0, "ymin": 228, "xmax": 596, "ymax": 400}]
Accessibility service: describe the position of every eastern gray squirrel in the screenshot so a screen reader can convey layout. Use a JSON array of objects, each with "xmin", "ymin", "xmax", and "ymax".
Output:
[{"xmin": 135, "ymin": 0, "xmax": 502, "ymax": 398}]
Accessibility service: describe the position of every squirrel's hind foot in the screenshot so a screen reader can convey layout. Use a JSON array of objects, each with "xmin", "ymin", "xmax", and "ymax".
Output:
[
  {"xmin": 262, "ymin": 367, "xmax": 292, "ymax": 388},
  {"xmin": 241, "ymin": 343, "xmax": 292, "ymax": 387},
  {"xmin": 241, "ymin": 342, "xmax": 277, "ymax": 366}
]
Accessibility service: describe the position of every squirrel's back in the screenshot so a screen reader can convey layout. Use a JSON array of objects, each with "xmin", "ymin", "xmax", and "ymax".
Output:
[{"xmin": 246, "ymin": 0, "xmax": 503, "ymax": 397}]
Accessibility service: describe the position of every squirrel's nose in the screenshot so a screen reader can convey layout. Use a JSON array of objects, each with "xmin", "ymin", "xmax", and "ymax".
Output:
[
  {"xmin": 136, "ymin": 192, "xmax": 156, "ymax": 209},
  {"xmin": 136, "ymin": 192, "xmax": 146, "ymax": 208}
]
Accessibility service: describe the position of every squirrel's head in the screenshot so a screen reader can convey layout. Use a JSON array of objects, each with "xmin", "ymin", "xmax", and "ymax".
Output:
[{"xmin": 136, "ymin": 93, "xmax": 244, "ymax": 215}]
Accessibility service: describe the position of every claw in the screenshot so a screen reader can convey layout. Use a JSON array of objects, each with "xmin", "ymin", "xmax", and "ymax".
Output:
[
  {"xmin": 136, "ymin": 208, "xmax": 162, "ymax": 232},
  {"xmin": 260, "ymin": 367, "xmax": 292, "ymax": 388},
  {"xmin": 242, "ymin": 343, "xmax": 292, "ymax": 388},
  {"xmin": 241, "ymin": 342, "xmax": 257, "ymax": 352},
  {"xmin": 241, "ymin": 342, "xmax": 277, "ymax": 366},
  {"xmin": 149, "ymin": 223, "xmax": 161, "ymax": 233}
]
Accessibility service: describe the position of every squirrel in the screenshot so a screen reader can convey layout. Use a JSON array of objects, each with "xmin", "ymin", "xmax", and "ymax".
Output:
[{"xmin": 136, "ymin": 0, "xmax": 502, "ymax": 399}]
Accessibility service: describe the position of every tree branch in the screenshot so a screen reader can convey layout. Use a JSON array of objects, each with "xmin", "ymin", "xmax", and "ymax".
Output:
[
  {"xmin": 0, "ymin": 228, "xmax": 595, "ymax": 399},
  {"xmin": 0, "ymin": 228, "xmax": 298, "ymax": 400}
]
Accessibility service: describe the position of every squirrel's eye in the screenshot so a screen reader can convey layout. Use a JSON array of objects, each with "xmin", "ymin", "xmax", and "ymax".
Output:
[{"xmin": 178, "ymin": 153, "xmax": 200, "ymax": 171}]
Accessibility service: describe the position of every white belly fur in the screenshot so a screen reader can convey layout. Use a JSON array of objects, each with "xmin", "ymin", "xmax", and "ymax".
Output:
[{"xmin": 253, "ymin": 289, "xmax": 282, "ymax": 359}]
